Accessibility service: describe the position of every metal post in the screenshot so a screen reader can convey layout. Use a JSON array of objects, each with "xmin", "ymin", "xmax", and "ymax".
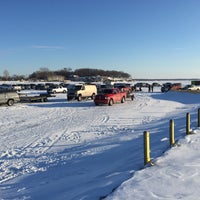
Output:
[
  {"xmin": 144, "ymin": 131, "xmax": 150, "ymax": 165},
  {"xmin": 169, "ymin": 119, "xmax": 175, "ymax": 146},
  {"xmin": 186, "ymin": 112, "xmax": 190, "ymax": 135},
  {"xmin": 198, "ymin": 108, "xmax": 200, "ymax": 127}
]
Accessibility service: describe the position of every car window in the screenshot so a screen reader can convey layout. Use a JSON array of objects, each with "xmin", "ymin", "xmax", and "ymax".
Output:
[{"xmin": 102, "ymin": 89, "xmax": 112, "ymax": 94}]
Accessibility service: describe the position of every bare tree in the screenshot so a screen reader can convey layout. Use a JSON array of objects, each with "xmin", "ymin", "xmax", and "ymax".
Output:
[
  {"xmin": 39, "ymin": 67, "xmax": 49, "ymax": 72},
  {"xmin": 3, "ymin": 70, "xmax": 10, "ymax": 80}
]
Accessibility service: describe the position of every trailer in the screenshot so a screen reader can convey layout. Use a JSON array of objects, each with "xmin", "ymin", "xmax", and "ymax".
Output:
[{"xmin": 18, "ymin": 91, "xmax": 55, "ymax": 102}]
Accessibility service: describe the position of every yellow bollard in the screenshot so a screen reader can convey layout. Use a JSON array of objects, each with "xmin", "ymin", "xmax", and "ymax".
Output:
[
  {"xmin": 186, "ymin": 113, "xmax": 191, "ymax": 135},
  {"xmin": 169, "ymin": 119, "xmax": 175, "ymax": 146},
  {"xmin": 198, "ymin": 108, "xmax": 200, "ymax": 127},
  {"xmin": 143, "ymin": 131, "xmax": 150, "ymax": 165}
]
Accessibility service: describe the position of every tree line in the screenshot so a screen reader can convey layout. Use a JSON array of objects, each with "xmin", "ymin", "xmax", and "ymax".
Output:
[{"xmin": 1, "ymin": 68, "xmax": 131, "ymax": 81}]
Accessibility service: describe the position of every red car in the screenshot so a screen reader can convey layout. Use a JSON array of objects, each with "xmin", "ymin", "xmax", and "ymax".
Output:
[{"xmin": 94, "ymin": 88, "xmax": 127, "ymax": 106}]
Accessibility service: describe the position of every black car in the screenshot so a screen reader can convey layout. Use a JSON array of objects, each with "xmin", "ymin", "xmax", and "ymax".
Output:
[{"xmin": 161, "ymin": 83, "xmax": 172, "ymax": 92}]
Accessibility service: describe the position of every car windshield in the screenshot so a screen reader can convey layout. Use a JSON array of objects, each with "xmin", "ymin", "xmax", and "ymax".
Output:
[
  {"xmin": 101, "ymin": 89, "xmax": 113, "ymax": 94},
  {"xmin": 68, "ymin": 85, "xmax": 82, "ymax": 91}
]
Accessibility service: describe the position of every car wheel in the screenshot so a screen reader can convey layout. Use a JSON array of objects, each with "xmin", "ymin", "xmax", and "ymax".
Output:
[
  {"xmin": 109, "ymin": 99, "xmax": 114, "ymax": 106},
  {"xmin": 121, "ymin": 96, "xmax": 126, "ymax": 103},
  {"xmin": 91, "ymin": 93, "xmax": 95, "ymax": 100},
  {"xmin": 7, "ymin": 99, "xmax": 14, "ymax": 106},
  {"xmin": 77, "ymin": 95, "xmax": 82, "ymax": 101}
]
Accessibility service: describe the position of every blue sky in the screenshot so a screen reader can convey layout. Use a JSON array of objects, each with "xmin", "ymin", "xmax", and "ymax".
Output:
[{"xmin": 0, "ymin": 0, "xmax": 200, "ymax": 79}]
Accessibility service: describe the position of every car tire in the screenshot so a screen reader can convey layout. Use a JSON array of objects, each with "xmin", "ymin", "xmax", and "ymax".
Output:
[
  {"xmin": 108, "ymin": 99, "xmax": 114, "ymax": 106},
  {"xmin": 7, "ymin": 99, "xmax": 14, "ymax": 106},
  {"xmin": 91, "ymin": 93, "xmax": 95, "ymax": 100},
  {"xmin": 121, "ymin": 96, "xmax": 126, "ymax": 103},
  {"xmin": 77, "ymin": 95, "xmax": 82, "ymax": 101}
]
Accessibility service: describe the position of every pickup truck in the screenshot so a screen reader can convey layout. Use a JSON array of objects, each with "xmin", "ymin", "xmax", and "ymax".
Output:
[
  {"xmin": 47, "ymin": 85, "xmax": 67, "ymax": 94},
  {"xmin": 94, "ymin": 88, "xmax": 127, "ymax": 106},
  {"xmin": 0, "ymin": 91, "xmax": 20, "ymax": 106}
]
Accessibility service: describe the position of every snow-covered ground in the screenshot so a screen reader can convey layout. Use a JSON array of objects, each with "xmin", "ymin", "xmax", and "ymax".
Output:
[{"xmin": 1, "ymin": 82, "xmax": 200, "ymax": 200}]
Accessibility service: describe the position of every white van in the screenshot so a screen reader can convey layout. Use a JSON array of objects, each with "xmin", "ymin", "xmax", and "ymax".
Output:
[{"xmin": 67, "ymin": 84, "xmax": 97, "ymax": 101}]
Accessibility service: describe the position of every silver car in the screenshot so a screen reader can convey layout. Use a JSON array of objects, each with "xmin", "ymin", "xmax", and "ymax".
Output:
[{"xmin": 0, "ymin": 91, "xmax": 20, "ymax": 106}]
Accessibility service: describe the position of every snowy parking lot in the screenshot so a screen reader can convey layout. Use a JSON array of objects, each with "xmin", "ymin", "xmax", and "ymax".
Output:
[{"xmin": 1, "ymin": 86, "xmax": 200, "ymax": 199}]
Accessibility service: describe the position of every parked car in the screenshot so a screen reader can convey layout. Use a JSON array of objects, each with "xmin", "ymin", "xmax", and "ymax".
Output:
[
  {"xmin": 133, "ymin": 82, "xmax": 149, "ymax": 91},
  {"xmin": 161, "ymin": 83, "xmax": 182, "ymax": 92},
  {"xmin": 113, "ymin": 83, "xmax": 134, "ymax": 99},
  {"xmin": 67, "ymin": 84, "xmax": 97, "ymax": 101},
  {"xmin": 161, "ymin": 82, "xmax": 172, "ymax": 92},
  {"xmin": 181, "ymin": 84, "xmax": 191, "ymax": 90},
  {"xmin": 96, "ymin": 84, "xmax": 112, "ymax": 93},
  {"xmin": 12, "ymin": 84, "xmax": 22, "ymax": 91},
  {"xmin": 47, "ymin": 85, "xmax": 68, "ymax": 94},
  {"xmin": 152, "ymin": 82, "xmax": 161, "ymax": 87},
  {"xmin": 35, "ymin": 84, "xmax": 48, "ymax": 90},
  {"xmin": 0, "ymin": 91, "xmax": 20, "ymax": 106},
  {"xmin": 0, "ymin": 84, "xmax": 14, "ymax": 91},
  {"xmin": 94, "ymin": 88, "xmax": 127, "ymax": 106},
  {"xmin": 187, "ymin": 85, "xmax": 200, "ymax": 91},
  {"xmin": 170, "ymin": 83, "xmax": 182, "ymax": 91},
  {"xmin": 113, "ymin": 83, "xmax": 132, "ymax": 93}
]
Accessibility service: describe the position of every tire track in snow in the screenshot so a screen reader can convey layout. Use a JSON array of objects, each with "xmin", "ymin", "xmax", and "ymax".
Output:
[
  {"xmin": 0, "ymin": 100, "xmax": 77, "ymax": 182},
  {"xmin": 0, "ymin": 93, "xmax": 168, "ymax": 183}
]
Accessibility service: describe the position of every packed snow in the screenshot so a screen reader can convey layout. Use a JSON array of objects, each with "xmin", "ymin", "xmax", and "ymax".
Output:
[{"xmin": 1, "ymin": 81, "xmax": 200, "ymax": 200}]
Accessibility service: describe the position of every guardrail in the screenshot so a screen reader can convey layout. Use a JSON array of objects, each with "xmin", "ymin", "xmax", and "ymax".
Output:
[{"xmin": 143, "ymin": 108, "xmax": 200, "ymax": 166}]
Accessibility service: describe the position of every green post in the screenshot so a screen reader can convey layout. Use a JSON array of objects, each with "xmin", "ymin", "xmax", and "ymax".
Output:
[
  {"xmin": 186, "ymin": 112, "xmax": 191, "ymax": 135},
  {"xmin": 143, "ymin": 131, "xmax": 150, "ymax": 165},
  {"xmin": 170, "ymin": 119, "xmax": 175, "ymax": 146}
]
